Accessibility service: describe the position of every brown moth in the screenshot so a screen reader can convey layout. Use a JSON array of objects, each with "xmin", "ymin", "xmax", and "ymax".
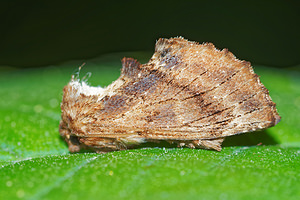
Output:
[{"xmin": 59, "ymin": 37, "xmax": 281, "ymax": 153}]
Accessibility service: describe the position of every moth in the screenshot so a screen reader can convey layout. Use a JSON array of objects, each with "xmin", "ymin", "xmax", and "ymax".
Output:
[{"xmin": 59, "ymin": 37, "xmax": 281, "ymax": 153}]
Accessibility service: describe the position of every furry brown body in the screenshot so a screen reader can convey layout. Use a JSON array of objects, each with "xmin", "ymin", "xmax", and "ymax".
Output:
[{"xmin": 59, "ymin": 37, "xmax": 280, "ymax": 153}]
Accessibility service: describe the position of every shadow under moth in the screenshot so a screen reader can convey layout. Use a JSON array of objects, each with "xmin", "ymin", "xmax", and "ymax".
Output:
[{"xmin": 59, "ymin": 37, "xmax": 281, "ymax": 153}]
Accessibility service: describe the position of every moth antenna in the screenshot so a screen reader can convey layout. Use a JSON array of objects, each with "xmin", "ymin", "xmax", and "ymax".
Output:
[
  {"xmin": 82, "ymin": 72, "xmax": 92, "ymax": 82},
  {"xmin": 71, "ymin": 62, "xmax": 86, "ymax": 81}
]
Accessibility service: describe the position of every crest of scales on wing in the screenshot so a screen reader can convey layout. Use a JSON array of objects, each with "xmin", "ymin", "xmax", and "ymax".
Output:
[{"xmin": 59, "ymin": 37, "xmax": 280, "ymax": 153}]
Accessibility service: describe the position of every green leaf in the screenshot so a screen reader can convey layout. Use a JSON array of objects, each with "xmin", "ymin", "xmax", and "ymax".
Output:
[{"xmin": 0, "ymin": 53, "xmax": 299, "ymax": 200}]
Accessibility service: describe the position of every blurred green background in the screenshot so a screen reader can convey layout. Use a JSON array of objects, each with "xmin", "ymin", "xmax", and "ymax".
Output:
[
  {"xmin": 1, "ymin": 1, "xmax": 300, "ymax": 199},
  {"xmin": 0, "ymin": 0, "xmax": 299, "ymax": 68}
]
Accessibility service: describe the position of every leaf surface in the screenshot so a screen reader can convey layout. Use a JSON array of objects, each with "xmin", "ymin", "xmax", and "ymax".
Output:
[{"xmin": 0, "ymin": 53, "xmax": 299, "ymax": 200}]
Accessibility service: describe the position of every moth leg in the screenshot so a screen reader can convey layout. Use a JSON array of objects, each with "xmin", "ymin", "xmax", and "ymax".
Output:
[
  {"xmin": 191, "ymin": 138, "xmax": 225, "ymax": 151},
  {"xmin": 79, "ymin": 137, "xmax": 128, "ymax": 153},
  {"xmin": 59, "ymin": 121, "xmax": 81, "ymax": 153}
]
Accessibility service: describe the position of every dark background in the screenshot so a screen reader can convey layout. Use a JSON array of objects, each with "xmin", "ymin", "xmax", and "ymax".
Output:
[{"xmin": 0, "ymin": 0, "xmax": 299, "ymax": 68}]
